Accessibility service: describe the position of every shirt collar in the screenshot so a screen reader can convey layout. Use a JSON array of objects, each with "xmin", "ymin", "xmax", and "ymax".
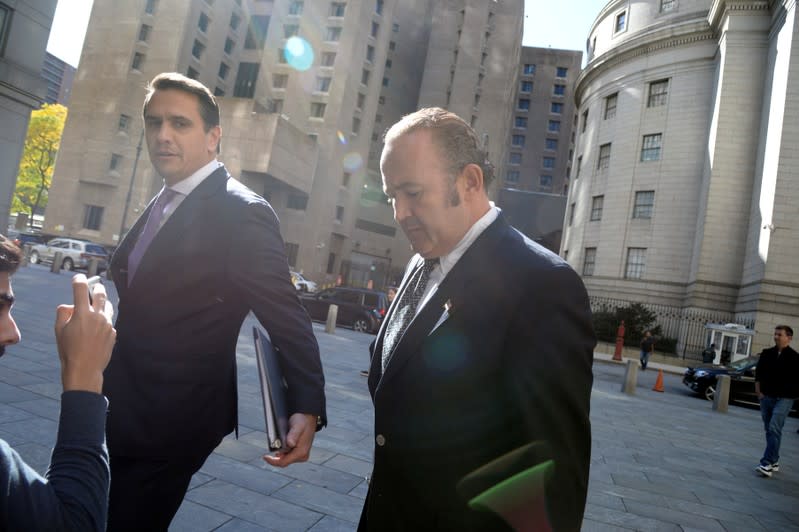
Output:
[
  {"xmin": 166, "ymin": 159, "xmax": 221, "ymax": 196},
  {"xmin": 436, "ymin": 203, "xmax": 499, "ymax": 277}
]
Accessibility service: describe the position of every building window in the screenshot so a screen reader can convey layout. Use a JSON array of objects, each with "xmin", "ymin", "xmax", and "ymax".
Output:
[
  {"xmin": 138, "ymin": 24, "xmax": 152, "ymax": 42},
  {"xmin": 568, "ymin": 202, "xmax": 575, "ymax": 226},
  {"xmin": 277, "ymin": 48, "xmax": 287, "ymax": 64},
  {"xmin": 144, "ymin": 0, "xmax": 157, "ymax": 15},
  {"xmin": 520, "ymin": 80, "xmax": 533, "ymax": 92},
  {"xmin": 218, "ymin": 62, "xmax": 229, "ymax": 79},
  {"xmin": 371, "ymin": 21, "xmax": 379, "ymax": 37},
  {"xmin": 523, "ymin": 63, "xmax": 536, "ymax": 75},
  {"xmin": 633, "ymin": 190, "xmax": 655, "ymax": 219},
  {"xmin": 545, "ymin": 138, "xmax": 558, "ymax": 150},
  {"xmin": 310, "ymin": 102, "xmax": 326, "ymax": 118},
  {"xmin": 556, "ymin": 66, "xmax": 568, "ymax": 78},
  {"xmin": 604, "ymin": 93, "xmax": 618, "ymax": 119},
  {"xmin": 509, "ymin": 153, "xmax": 522, "ymax": 165},
  {"xmin": 366, "ymin": 44, "xmax": 375, "ymax": 62},
  {"xmin": 326, "ymin": 26, "xmax": 342, "ymax": 41},
  {"xmin": 233, "ymin": 62, "xmax": 259, "ymax": 97},
  {"xmin": 245, "ymin": 15, "xmax": 269, "ymax": 49},
  {"xmin": 385, "ymin": 58, "xmax": 392, "ymax": 69},
  {"xmin": 118, "ymin": 114, "xmax": 130, "ymax": 131},
  {"xmin": 581, "ymin": 109, "xmax": 588, "ymax": 133},
  {"xmin": 326, "ymin": 253, "xmax": 336, "ymax": 274},
  {"xmin": 321, "ymin": 51, "xmax": 336, "ymax": 66},
  {"xmin": 517, "ymin": 98, "xmax": 530, "ymax": 110},
  {"xmin": 361, "ymin": 68, "xmax": 370, "ymax": 85},
  {"xmin": 647, "ymin": 79, "xmax": 669, "ymax": 107},
  {"xmin": 551, "ymin": 102, "xmax": 563, "ymax": 114},
  {"xmin": 576, "ymin": 156, "xmax": 582, "ymax": 178},
  {"xmin": 224, "ymin": 37, "xmax": 235, "ymax": 54},
  {"xmin": 287, "ymin": 193, "xmax": 308, "ymax": 210},
  {"xmin": 582, "ymin": 247, "xmax": 596, "ymax": 276},
  {"xmin": 553, "ymin": 84, "xmax": 566, "ymax": 96},
  {"xmin": 273, "ymin": 73, "xmax": 288, "ymax": 88},
  {"xmin": 198, "ymin": 12, "xmax": 210, "ymax": 32},
  {"xmin": 376, "ymin": 0, "xmax": 384, "ymax": 15},
  {"xmin": 472, "ymin": 93, "xmax": 480, "ymax": 107},
  {"xmin": 268, "ymin": 99, "xmax": 283, "ymax": 113},
  {"xmin": 505, "ymin": 170, "xmax": 519, "ymax": 183},
  {"xmin": 186, "ymin": 66, "xmax": 199, "ymax": 79},
  {"xmin": 315, "ymin": 76, "xmax": 331, "ymax": 92},
  {"xmin": 109, "ymin": 154, "xmax": 122, "ymax": 171},
  {"xmin": 352, "ymin": 116, "xmax": 361, "ymax": 134},
  {"xmin": 214, "ymin": 87, "xmax": 225, "ymax": 96},
  {"xmin": 389, "ymin": 40, "xmax": 396, "ymax": 51},
  {"xmin": 192, "ymin": 40, "xmax": 205, "ymax": 59},
  {"xmin": 625, "ymin": 248, "xmax": 646, "ymax": 279},
  {"xmin": 641, "ymin": 133, "xmax": 662, "ymax": 161},
  {"xmin": 356, "ymin": 92, "xmax": 366, "ymax": 109},
  {"xmin": 597, "ymin": 143, "xmax": 611, "ymax": 170},
  {"xmin": 542, "ymin": 157, "xmax": 555, "ymax": 169},
  {"xmin": 547, "ymin": 120, "xmax": 561, "ymax": 133},
  {"xmin": 614, "ymin": 10, "xmax": 627, "ymax": 33},
  {"xmin": 230, "ymin": 12, "xmax": 241, "ymax": 30},
  {"xmin": 511, "ymin": 135, "xmax": 525, "ymax": 147},
  {"xmin": 284, "ymin": 242, "xmax": 299, "ymax": 266},
  {"xmin": 131, "ymin": 52, "xmax": 145, "ymax": 70},
  {"xmin": 284, "ymin": 24, "xmax": 299, "ymax": 38},
  {"xmin": 83, "ymin": 205, "xmax": 104, "ymax": 231},
  {"xmin": 590, "ymin": 195, "xmax": 604, "ymax": 221},
  {"xmin": 289, "ymin": 1, "xmax": 303, "ymax": 15},
  {"xmin": 330, "ymin": 2, "xmax": 346, "ymax": 16},
  {"xmin": 392, "ymin": 22, "xmax": 399, "ymax": 32},
  {"xmin": 515, "ymin": 116, "xmax": 528, "ymax": 129},
  {"xmin": 539, "ymin": 175, "xmax": 553, "ymax": 191},
  {"xmin": 661, "ymin": 0, "xmax": 676, "ymax": 11},
  {"xmin": 342, "ymin": 172, "xmax": 351, "ymax": 187},
  {"xmin": 382, "ymin": 77, "xmax": 389, "ymax": 87}
]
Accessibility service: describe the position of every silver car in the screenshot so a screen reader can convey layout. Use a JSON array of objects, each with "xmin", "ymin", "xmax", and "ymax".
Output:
[{"xmin": 28, "ymin": 238, "xmax": 109, "ymax": 272}]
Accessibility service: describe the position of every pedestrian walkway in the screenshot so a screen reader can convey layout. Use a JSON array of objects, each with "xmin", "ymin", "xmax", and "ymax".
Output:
[{"xmin": 0, "ymin": 265, "xmax": 797, "ymax": 530}]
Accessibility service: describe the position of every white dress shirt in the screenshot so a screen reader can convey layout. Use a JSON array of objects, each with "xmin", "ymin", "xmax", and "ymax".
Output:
[{"xmin": 156, "ymin": 159, "xmax": 222, "ymax": 228}]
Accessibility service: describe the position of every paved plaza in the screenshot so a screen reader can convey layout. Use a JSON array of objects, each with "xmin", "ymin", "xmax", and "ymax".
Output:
[{"xmin": 1, "ymin": 265, "xmax": 798, "ymax": 531}]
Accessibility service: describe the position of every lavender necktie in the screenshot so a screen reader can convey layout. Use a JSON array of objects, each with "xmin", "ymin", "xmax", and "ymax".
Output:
[
  {"xmin": 381, "ymin": 258, "xmax": 438, "ymax": 371},
  {"xmin": 127, "ymin": 188, "xmax": 178, "ymax": 284}
]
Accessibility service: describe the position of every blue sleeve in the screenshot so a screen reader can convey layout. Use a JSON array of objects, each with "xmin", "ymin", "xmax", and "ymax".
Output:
[{"xmin": 0, "ymin": 391, "xmax": 110, "ymax": 531}]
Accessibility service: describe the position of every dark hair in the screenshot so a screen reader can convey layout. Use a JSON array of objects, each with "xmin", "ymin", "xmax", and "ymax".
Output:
[
  {"xmin": 143, "ymin": 72, "xmax": 220, "ymax": 131},
  {"xmin": 383, "ymin": 107, "xmax": 495, "ymax": 189},
  {"xmin": 775, "ymin": 325, "xmax": 793, "ymax": 337},
  {"xmin": 0, "ymin": 235, "xmax": 22, "ymax": 274}
]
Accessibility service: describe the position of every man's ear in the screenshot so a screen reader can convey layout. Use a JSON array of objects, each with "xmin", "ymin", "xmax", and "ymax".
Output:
[
  {"xmin": 207, "ymin": 125, "xmax": 222, "ymax": 154},
  {"xmin": 460, "ymin": 163, "xmax": 484, "ymax": 194}
]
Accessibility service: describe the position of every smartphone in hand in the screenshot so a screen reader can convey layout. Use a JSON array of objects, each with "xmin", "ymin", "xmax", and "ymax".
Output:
[{"xmin": 87, "ymin": 275, "xmax": 102, "ymax": 304}]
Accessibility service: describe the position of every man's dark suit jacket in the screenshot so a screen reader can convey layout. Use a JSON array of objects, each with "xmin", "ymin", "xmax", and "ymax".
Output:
[
  {"xmin": 104, "ymin": 165, "xmax": 326, "ymax": 459},
  {"xmin": 359, "ymin": 214, "xmax": 595, "ymax": 532}
]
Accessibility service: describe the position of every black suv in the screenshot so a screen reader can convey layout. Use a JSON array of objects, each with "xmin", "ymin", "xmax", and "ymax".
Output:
[{"xmin": 300, "ymin": 287, "xmax": 388, "ymax": 333}]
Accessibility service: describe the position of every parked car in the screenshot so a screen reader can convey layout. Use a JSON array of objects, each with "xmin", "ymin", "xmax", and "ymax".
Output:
[
  {"xmin": 683, "ymin": 356, "xmax": 798, "ymax": 414},
  {"xmin": 299, "ymin": 287, "xmax": 387, "ymax": 333},
  {"xmin": 5, "ymin": 229, "xmax": 47, "ymax": 248},
  {"xmin": 290, "ymin": 271, "xmax": 317, "ymax": 293},
  {"xmin": 28, "ymin": 238, "xmax": 109, "ymax": 272}
]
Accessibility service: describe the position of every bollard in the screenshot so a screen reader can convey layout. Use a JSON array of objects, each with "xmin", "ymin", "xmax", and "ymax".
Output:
[
  {"xmin": 20, "ymin": 244, "xmax": 31, "ymax": 267},
  {"xmin": 51, "ymin": 251, "xmax": 63, "ymax": 273},
  {"xmin": 613, "ymin": 320, "xmax": 625, "ymax": 361},
  {"xmin": 87, "ymin": 258, "xmax": 100, "ymax": 277},
  {"xmin": 712, "ymin": 375, "xmax": 731, "ymax": 413},
  {"xmin": 621, "ymin": 359, "xmax": 638, "ymax": 395},
  {"xmin": 325, "ymin": 304, "xmax": 338, "ymax": 334}
]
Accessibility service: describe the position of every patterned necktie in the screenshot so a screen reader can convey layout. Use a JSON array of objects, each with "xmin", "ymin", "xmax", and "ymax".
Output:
[
  {"xmin": 381, "ymin": 258, "xmax": 438, "ymax": 371},
  {"xmin": 127, "ymin": 188, "xmax": 178, "ymax": 284}
]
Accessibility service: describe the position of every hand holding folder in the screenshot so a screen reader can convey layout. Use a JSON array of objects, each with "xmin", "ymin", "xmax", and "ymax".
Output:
[{"xmin": 253, "ymin": 327, "xmax": 290, "ymax": 452}]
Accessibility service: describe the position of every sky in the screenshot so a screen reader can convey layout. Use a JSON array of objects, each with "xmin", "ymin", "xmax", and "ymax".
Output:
[{"xmin": 47, "ymin": 0, "xmax": 607, "ymax": 68}]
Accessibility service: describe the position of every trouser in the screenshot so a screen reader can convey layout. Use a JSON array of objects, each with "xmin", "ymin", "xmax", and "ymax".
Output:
[
  {"xmin": 759, "ymin": 396, "xmax": 794, "ymax": 466},
  {"xmin": 639, "ymin": 349, "xmax": 650, "ymax": 369},
  {"xmin": 107, "ymin": 453, "xmax": 208, "ymax": 532}
]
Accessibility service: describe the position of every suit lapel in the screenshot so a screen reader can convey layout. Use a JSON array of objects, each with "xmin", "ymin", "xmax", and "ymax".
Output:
[
  {"xmin": 375, "ymin": 215, "xmax": 510, "ymax": 391},
  {"xmin": 111, "ymin": 195, "xmax": 158, "ymax": 296}
]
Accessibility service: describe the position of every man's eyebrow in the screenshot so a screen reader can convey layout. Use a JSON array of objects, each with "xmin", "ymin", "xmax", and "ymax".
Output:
[{"xmin": 0, "ymin": 293, "xmax": 14, "ymax": 305}]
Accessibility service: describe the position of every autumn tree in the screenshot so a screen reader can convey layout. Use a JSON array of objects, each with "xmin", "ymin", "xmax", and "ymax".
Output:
[{"xmin": 12, "ymin": 103, "xmax": 68, "ymax": 228}]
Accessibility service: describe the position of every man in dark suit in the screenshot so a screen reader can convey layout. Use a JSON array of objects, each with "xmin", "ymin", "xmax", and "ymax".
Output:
[
  {"xmin": 104, "ymin": 73, "xmax": 326, "ymax": 531},
  {"xmin": 358, "ymin": 108, "xmax": 595, "ymax": 531}
]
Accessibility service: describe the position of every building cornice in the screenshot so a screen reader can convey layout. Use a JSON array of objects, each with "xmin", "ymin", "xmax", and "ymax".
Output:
[{"xmin": 708, "ymin": 0, "xmax": 770, "ymax": 31}]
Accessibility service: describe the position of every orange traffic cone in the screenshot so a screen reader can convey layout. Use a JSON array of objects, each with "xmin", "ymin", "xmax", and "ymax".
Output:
[{"xmin": 653, "ymin": 369, "xmax": 664, "ymax": 393}]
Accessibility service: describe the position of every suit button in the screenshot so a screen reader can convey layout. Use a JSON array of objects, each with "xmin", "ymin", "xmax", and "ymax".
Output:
[{"xmin": 376, "ymin": 434, "xmax": 386, "ymax": 446}]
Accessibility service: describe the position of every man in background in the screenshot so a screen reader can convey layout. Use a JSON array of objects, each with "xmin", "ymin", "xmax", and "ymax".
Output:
[
  {"xmin": 359, "ymin": 108, "xmax": 595, "ymax": 531},
  {"xmin": 0, "ymin": 235, "xmax": 116, "ymax": 530},
  {"xmin": 104, "ymin": 73, "xmax": 326, "ymax": 530}
]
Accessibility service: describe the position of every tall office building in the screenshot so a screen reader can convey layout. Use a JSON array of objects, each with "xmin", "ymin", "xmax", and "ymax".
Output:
[
  {"xmin": 562, "ymin": 0, "xmax": 799, "ymax": 350},
  {"xmin": 0, "ymin": 1, "xmax": 58, "ymax": 227},
  {"xmin": 44, "ymin": 0, "xmax": 524, "ymax": 288},
  {"xmin": 41, "ymin": 52, "xmax": 76, "ymax": 105}
]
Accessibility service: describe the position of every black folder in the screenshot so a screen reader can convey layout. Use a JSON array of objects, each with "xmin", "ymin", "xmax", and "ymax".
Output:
[{"xmin": 252, "ymin": 327, "xmax": 290, "ymax": 451}]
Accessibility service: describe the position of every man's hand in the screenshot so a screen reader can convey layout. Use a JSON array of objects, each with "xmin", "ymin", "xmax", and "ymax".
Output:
[
  {"xmin": 54, "ymin": 274, "xmax": 116, "ymax": 394},
  {"xmin": 263, "ymin": 413, "xmax": 318, "ymax": 467}
]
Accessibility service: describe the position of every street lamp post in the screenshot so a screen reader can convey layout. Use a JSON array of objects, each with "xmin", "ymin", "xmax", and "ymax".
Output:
[{"xmin": 119, "ymin": 129, "xmax": 144, "ymax": 242}]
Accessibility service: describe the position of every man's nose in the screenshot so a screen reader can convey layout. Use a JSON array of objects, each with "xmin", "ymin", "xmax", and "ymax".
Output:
[
  {"xmin": 0, "ymin": 315, "xmax": 21, "ymax": 347},
  {"xmin": 393, "ymin": 198, "xmax": 409, "ymax": 222}
]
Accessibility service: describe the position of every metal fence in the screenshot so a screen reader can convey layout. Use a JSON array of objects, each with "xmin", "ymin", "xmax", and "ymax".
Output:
[{"xmin": 589, "ymin": 296, "xmax": 755, "ymax": 361}]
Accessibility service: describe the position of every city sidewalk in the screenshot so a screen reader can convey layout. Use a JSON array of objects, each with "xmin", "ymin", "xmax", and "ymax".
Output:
[{"xmin": 1, "ymin": 265, "xmax": 797, "ymax": 530}]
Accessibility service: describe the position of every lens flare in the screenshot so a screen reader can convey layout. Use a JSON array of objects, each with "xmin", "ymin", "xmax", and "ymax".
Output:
[
  {"xmin": 336, "ymin": 131, "xmax": 347, "ymax": 144},
  {"xmin": 284, "ymin": 36, "xmax": 314, "ymax": 71},
  {"xmin": 342, "ymin": 152, "xmax": 363, "ymax": 171}
]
